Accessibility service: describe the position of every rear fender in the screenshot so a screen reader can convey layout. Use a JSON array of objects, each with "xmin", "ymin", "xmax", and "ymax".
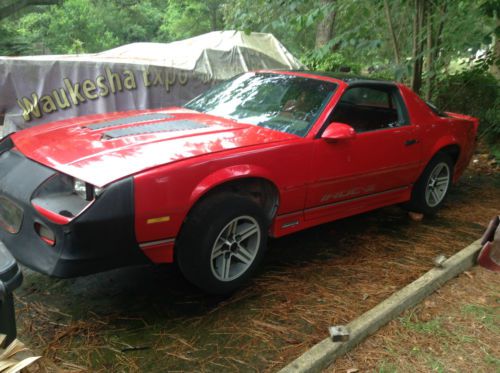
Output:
[{"xmin": 425, "ymin": 137, "xmax": 461, "ymax": 180}]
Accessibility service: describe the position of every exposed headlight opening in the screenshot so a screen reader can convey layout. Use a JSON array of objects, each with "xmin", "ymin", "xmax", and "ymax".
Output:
[
  {"xmin": 31, "ymin": 174, "xmax": 106, "ymax": 224},
  {"xmin": 73, "ymin": 178, "xmax": 104, "ymax": 201},
  {"xmin": 74, "ymin": 179, "xmax": 91, "ymax": 201}
]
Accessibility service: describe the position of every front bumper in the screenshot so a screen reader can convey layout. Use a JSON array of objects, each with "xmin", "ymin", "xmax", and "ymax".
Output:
[{"xmin": 0, "ymin": 149, "xmax": 149, "ymax": 277}]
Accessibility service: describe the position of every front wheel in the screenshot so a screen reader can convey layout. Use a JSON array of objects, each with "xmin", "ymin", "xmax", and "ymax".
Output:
[
  {"xmin": 405, "ymin": 153, "xmax": 454, "ymax": 215},
  {"xmin": 176, "ymin": 194, "xmax": 268, "ymax": 295}
]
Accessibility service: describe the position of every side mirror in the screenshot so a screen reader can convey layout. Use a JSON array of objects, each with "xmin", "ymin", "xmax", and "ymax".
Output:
[{"xmin": 321, "ymin": 122, "xmax": 356, "ymax": 142}]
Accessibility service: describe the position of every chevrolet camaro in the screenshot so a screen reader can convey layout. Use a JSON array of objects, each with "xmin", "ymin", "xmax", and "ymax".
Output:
[{"xmin": 0, "ymin": 71, "xmax": 478, "ymax": 294}]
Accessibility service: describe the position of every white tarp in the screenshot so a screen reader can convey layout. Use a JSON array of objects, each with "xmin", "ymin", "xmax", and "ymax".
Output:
[{"xmin": 0, "ymin": 31, "xmax": 303, "ymax": 136}]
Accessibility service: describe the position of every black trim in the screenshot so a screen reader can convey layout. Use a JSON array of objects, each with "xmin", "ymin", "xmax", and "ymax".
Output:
[
  {"xmin": 0, "ymin": 151, "xmax": 149, "ymax": 277},
  {"xmin": 0, "ymin": 135, "xmax": 13, "ymax": 155},
  {"xmin": 285, "ymin": 70, "xmax": 395, "ymax": 85}
]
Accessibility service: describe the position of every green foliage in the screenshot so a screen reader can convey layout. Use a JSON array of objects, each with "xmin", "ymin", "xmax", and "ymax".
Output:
[
  {"xmin": 223, "ymin": 0, "xmax": 318, "ymax": 56},
  {"xmin": 2, "ymin": 0, "xmax": 167, "ymax": 54},
  {"xmin": 434, "ymin": 67, "xmax": 499, "ymax": 144},
  {"xmin": 301, "ymin": 50, "xmax": 361, "ymax": 73},
  {"xmin": 157, "ymin": 0, "xmax": 222, "ymax": 42},
  {"xmin": 0, "ymin": 24, "xmax": 31, "ymax": 55},
  {"xmin": 16, "ymin": 0, "xmax": 120, "ymax": 54},
  {"xmin": 0, "ymin": 0, "xmax": 498, "ymax": 154}
]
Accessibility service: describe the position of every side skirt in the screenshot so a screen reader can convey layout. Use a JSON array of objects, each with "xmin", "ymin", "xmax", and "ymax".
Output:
[{"xmin": 271, "ymin": 186, "xmax": 411, "ymax": 238}]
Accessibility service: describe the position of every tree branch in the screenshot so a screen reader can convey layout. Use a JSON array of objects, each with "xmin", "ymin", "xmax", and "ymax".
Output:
[{"xmin": 315, "ymin": 0, "xmax": 337, "ymax": 49}]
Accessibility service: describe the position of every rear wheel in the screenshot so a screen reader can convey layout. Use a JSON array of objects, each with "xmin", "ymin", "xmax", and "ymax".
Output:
[
  {"xmin": 176, "ymin": 193, "xmax": 268, "ymax": 295},
  {"xmin": 405, "ymin": 152, "xmax": 454, "ymax": 215}
]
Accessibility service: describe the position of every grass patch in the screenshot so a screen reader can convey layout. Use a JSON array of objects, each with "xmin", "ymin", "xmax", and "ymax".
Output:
[
  {"xmin": 425, "ymin": 355, "xmax": 446, "ymax": 373},
  {"xmin": 399, "ymin": 314, "xmax": 448, "ymax": 337},
  {"xmin": 461, "ymin": 304, "xmax": 500, "ymax": 333},
  {"xmin": 483, "ymin": 349, "xmax": 500, "ymax": 368},
  {"xmin": 377, "ymin": 360, "xmax": 399, "ymax": 373}
]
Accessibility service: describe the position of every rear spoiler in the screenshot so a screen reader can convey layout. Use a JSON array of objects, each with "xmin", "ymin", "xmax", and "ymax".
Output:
[{"xmin": 445, "ymin": 112, "xmax": 480, "ymax": 132}]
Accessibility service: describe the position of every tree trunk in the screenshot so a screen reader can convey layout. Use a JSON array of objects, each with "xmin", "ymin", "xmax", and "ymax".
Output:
[
  {"xmin": 383, "ymin": 0, "xmax": 400, "ymax": 65},
  {"xmin": 315, "ymin": 0, "xmax": 336, "ymax": 49},
  {"xmin": 490, "ymin": 10, "xmax": 500, "ymax": 79},
  {"xmin": 425, "ymin": 6, "xmax": 433, "ymax": 101},
  {"xmin": 0, "ymin": 0, "xmax": 59, "ymax": 21},
  {"xmin": 425, "ymin": 2, "xmax": 447, "ymax": 100},
  {"xmin": 209, "ymin": 10, "xmax": 218, "ymax": 31},
  {"xmin": 207, "ymin": 2, "xmax": 219, "ymax": 31},
  {"xmin": 411, "ymin": 0, "xmax": 426, "ymax": 94}
]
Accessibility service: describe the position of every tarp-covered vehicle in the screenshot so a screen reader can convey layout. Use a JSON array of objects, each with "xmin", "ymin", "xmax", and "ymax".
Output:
[{"xmin": 0, "ymin": 31, "xmax": 303, "ymax": 136}]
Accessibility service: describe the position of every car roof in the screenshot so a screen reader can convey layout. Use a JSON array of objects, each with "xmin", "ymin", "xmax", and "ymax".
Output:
[{"xmin": 276, "ymin": 70, "xmax": 397, "ymax": 87}]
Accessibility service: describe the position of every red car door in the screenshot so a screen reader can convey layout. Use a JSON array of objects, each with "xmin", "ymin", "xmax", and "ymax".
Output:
[{"xmin": 305, "ymin": 84, "xmax": 422, "ymax": 222}]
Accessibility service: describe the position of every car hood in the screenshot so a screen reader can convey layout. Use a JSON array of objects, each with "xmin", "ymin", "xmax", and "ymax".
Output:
[{"xmin": 11, "ymin": 108, "xmax": 297, "ymax": 187}]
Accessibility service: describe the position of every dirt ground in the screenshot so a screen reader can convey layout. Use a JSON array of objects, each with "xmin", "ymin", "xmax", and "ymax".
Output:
[{"xmin": 15, "ymin": 153, "xmax": 500, "ymax": 372}]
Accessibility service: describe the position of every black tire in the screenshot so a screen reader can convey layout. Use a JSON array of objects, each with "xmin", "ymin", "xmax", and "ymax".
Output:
[
  {"xmin": 405, "ymin": 152, "xmax": 454, "ymax": 215},
  {"xmin": 176, "ymin": 193, "xmax": 268, "ymax": 295}
]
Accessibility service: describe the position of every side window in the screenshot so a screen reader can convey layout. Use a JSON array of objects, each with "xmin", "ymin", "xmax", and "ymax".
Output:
[{"xmin": 329, "ymin": 85, "xmax": 409, "ymax": 133}]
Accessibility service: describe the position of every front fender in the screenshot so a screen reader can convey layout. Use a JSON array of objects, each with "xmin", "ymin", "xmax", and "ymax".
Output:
[{"xmin": 189, "ymin": 164, "xmax": 279, "ymax": 206}]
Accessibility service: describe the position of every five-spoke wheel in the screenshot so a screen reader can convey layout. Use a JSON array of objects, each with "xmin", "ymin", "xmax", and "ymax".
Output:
[
  {"xmin": 176, "ymin": 193, "xmax": 267, "ymax": 295},
  {"xmin": 210, "ymin": 216, "xmax": 261, "ymax": 282},
  {"xmin": 425, "ymin": 162, "xmax": 451, "ymax": 207},
  {"xmin": 405, "ymin": 152, "xmax": 454, "ymax": 215}
]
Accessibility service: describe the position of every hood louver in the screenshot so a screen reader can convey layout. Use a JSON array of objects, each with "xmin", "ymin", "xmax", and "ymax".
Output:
[
  {"xmin": 102, "ymin": 120, "xmax": 207, "ymax": 139},
  {"xmin": 86, "ymin": 113, "xmax": 173, "ymax": 130}
]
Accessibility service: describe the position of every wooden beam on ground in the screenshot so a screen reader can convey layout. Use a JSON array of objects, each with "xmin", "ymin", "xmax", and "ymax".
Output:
[{"xmin": 279, "ymin": 239, "xmax": 482, "ymax": 373}]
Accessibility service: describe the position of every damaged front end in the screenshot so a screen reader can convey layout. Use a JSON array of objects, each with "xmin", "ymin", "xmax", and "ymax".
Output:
[{"xmin": 0, "ymin": 136, "xmax": 148, "ymax": 277}]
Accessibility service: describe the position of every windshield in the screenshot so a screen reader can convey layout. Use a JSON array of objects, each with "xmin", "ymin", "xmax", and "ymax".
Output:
[{"xmin": 185, "ymin": 73, "xmax": 337, "ymax": 137}]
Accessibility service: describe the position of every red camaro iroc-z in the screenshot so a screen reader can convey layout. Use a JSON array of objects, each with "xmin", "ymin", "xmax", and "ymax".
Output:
[{"xmin": 0, "ymin": 71, "xmax": 478, "ymax": 294}]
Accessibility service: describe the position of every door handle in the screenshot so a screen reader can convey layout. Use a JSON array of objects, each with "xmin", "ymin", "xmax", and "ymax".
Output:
[{"xmin": 405, "ymin": 139, "xmax": 418, "ymax": 146}]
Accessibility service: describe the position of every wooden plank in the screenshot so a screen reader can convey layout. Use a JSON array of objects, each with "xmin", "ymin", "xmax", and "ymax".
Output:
[{"xmin": 279, "ymin": 239, "xmax": 482, "ymax": 373}]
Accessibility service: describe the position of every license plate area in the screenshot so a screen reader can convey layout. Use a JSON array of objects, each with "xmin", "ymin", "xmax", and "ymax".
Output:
[{"xmin": 0, "ymin": 196, "xmax": 23, "ymax": 234}]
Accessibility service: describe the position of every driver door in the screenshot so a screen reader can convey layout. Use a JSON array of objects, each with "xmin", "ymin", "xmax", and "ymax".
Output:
[{"xmin": 305, "ymin": 84, "xmax": 422, "ymax": 221}]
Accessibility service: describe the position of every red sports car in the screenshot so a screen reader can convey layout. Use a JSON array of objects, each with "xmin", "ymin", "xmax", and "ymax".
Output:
[{"xmin": 0, "ymin": 71, "xmax": 478, "ymax": 294}]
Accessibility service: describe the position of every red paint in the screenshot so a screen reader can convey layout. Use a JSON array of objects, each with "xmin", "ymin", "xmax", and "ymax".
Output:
[
  {"xmin": 32, "ymin": 203, "xmax": 72, "ymax": 225},
  {"xmin": 10, "ymin": 71, "xmax": 478, "ymax": 264},
  {"xmin": 478, "ymin": 216, "xmax": 500, "ymax": 272},
  {"xmin": 140, "ymin": 241, "xmax": 175, "ymax": 263},
  {"xmin": 478, "ymin": 241, "xmax": 500, "ymax": 272}
]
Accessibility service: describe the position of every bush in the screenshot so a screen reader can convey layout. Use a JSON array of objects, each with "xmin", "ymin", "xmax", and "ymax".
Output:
[
  {"xmin": 301, "ymin": 51, "xmax": 361, "ymax": 74},
  {"xmin": 434, "ymin": 68, "xmax": 499, "ymax": 145}
]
